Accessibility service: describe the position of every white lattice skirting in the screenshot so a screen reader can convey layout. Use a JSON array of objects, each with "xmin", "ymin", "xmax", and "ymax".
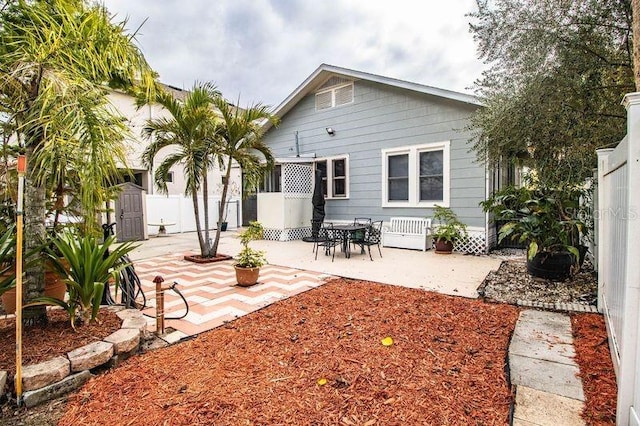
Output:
[
  {"xmin": 264, "ymin": 225, "xmax": 488, "ymax": 254},
  {"xmin": 263, "ymin": 227, "xmax": 312, "ymax": 242},
  {"xmin": 452, "ymin": 227, "xmax": 487, "ymax": 255}
]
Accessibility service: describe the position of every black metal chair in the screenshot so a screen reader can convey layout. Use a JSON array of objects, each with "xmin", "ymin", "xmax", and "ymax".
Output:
[
  {"xmin": 315, "ymin": 223, "xmax": 341, "ymax": 261},
  {"xmin": 350, "ymin": 217, "xmax": 371, "ymax": 251},
  {"xmin": 352, "ymin": 220, "xmax": 383, "ymax": 261},
  {"xmin": 310, "ymin": 219, "xmax": 325, "ymax": 253}
]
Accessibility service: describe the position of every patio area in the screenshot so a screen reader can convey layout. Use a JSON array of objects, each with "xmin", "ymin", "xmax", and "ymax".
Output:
[{"xmin": 128, "ymin": 230, "xmax": 502, "ymax": 339}]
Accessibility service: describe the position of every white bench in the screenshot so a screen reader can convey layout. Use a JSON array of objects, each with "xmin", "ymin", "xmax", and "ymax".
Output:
[{"xmin": 382, "ymin": 217, "xmax": 432, "ymax": 251}]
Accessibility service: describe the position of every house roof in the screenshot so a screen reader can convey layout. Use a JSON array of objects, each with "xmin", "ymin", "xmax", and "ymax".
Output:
[{"xmin": 264, "ymin": 64, "xmax": 481, "ymax": 130}]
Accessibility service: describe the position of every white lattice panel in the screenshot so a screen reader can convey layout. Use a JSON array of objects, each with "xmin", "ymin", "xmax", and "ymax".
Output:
[
  {"xmin": 283, "ymin": 164, "xmax": 313, "ymax": 198},
  {"xmin": 263, "ymin": 227, "xmax": 311, "ymax": 241},
  {"xmin": 453, "ymin": 228, "xmax": 487, "ymax": 254},
  {"xmin": 263, "ymin": 229, "xmax": 283, "ymax": 241}
]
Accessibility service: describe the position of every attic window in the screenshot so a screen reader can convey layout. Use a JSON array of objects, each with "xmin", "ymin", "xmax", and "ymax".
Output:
[{"xmin": 315, "ymin": 82, "xmax": 354, "ymax": 111}]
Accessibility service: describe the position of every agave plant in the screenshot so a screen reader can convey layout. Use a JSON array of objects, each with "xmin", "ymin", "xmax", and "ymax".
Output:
[{"xmin": 31, "ymin": 232, "xmax": 136, "ymax": 328}]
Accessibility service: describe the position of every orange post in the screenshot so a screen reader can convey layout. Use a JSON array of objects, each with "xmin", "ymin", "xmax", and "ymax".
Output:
[{"xmin": 15, "ymin": 155, "xmax": 26, "ymax": 405}]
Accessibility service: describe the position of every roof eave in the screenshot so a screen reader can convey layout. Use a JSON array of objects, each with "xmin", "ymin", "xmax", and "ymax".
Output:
[{"xmin": 262, "ymin": 64, "xmax": 482, "ymax": 131}]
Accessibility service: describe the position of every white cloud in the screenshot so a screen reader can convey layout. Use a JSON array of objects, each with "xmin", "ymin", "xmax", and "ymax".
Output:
[{"xmin": 103, "ymin": 0, "xmax": 486, "ymax": 106}]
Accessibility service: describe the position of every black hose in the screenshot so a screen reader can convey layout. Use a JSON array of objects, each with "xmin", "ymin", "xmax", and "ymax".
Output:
[{"xmin": 99, "ymin": 239, "xmax": 190, "ymax": 319}]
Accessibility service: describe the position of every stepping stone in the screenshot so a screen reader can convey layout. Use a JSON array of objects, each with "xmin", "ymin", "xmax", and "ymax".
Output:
[{"xmin": 513, "ymin": 386, "xmax": 585, "ymax": 426}]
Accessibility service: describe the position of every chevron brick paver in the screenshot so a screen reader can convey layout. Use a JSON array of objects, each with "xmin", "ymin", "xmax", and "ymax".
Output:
[{"xmin": 132, "ymin": 253, "xmax": 331, "ymax": 337}]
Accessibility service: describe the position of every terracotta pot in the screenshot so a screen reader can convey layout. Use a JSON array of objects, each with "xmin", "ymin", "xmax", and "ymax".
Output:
[
  {"xmin": 434, "ymin": 239, "xmax": 454, "ymax": 254},
  {"xmin": 234, "ymin": 265, "xmax": 260, "ymax": 287},
  {"xmin": 45, "ymin": 259, "xmax": 69, "ymax": 300},
  {"xmin": 1, "ymin": 286, "xmax": 16, "ymax": 314},
  {"xmin": 0, "ymin": 268, "xmax": 68, "ymax": 315}
]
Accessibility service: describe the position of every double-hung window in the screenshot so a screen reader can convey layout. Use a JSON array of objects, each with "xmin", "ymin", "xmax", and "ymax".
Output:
[
  {"xmin": 382, "ymin": 141, "xmax": 450, "ymax": 207},
  {"xmin": 315, "ymin": 155, "xmax": 349, "ymax": 199}
]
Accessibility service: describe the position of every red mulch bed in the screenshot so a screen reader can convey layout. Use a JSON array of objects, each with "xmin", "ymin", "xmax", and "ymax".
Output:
[
  {"xmin": 571, "ymin": 313, "xmax": 617, "ymax": 425},
  {"xmin": 0, "ymin": 309, "xmax": 121, "ymax": 390},
  {"xmin": 59, "ymin": 279, "xmax": 520, "ymax": 425}
]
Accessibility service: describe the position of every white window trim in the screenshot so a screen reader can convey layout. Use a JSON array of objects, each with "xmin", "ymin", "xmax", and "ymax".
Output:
[
  {"xmin": 315, "ymin": 82, "xmax": 354, "ymax": 111},
  {"xmin": 381, "ymin": 141, "xmax": 450, "ymax": 208},
  {"xmin": 316, "ymin": 154, "xmax": 349, "ymax": 199}
]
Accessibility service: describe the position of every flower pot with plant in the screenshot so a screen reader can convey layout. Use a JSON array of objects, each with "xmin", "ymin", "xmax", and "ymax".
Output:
[
  {"xmin": 0, "ymin": 225, "xmax": 17, "ymax": 313},
  {"xmin": 234, "ymin": 221, "xmax": 267, "ymax": 287},
  {"xmin": 488, "ymin": 183, "xmax": 589, "ymax": 280},
  {"xmin": 29, "ymin": 231, "xmax": 137, "ymax": 327},
  {"xmin": 431, "ymin": 206, "xmax": 468, "ymax": 254}
]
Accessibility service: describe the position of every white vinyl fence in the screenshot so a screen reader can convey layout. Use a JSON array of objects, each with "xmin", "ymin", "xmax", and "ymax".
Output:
[
  {"xmin": 146, "ymin": 194, "xmax": 240, "ymax": 235},
  {"xmin": 596, "ymin": 92, "xmax": 640, "ymax": 426}
]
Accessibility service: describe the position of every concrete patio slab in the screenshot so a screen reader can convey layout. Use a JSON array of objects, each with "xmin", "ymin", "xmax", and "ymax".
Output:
[{"xmin": 129, "ymin": 231, "xmax": 501, "ymax": 299}]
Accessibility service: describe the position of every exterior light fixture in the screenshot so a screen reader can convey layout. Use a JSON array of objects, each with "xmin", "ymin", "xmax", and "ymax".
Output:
[{"xmin": 325, "ymin": 127, "xmax": 335, "ymax": 136}]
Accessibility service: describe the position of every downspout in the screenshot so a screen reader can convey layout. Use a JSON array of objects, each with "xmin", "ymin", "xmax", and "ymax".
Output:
[
  {"xmin": 148, "ymin": 104, "xmax": 154, "ymax": 195},
  {"xmin": 295, "ymin": 131, "xmax": 300, "ymax": 157}
]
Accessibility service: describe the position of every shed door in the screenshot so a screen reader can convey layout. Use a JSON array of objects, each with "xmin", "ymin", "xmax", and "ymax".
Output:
[{"xmin": 115, "ymin": 183, "xmax": 144, "ymax": 242}]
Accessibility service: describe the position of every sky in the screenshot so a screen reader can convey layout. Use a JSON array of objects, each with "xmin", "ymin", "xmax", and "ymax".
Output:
[{"xmin": 102, "ymin": 1, "xmax": 487, "ymax": 108}]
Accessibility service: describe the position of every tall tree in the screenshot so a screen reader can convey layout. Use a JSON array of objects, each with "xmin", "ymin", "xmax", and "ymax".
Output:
[
  {"xmin": 633, "ymin": 0, "xmax": 640, "ymax": 88},
  {"xmin": 142, "ymin": 83, "xmax": 221, "ymax": 258},
  {"xmin": 0, "ymin": 0, "xmax": 156, "ymax": 324},
  {"xmin": 469, "ymin": 0, "xmax": 634, "ymax": 187},
  {"xmin": 209, "ymin": 97, "xmax": 278, "ymax": 257}
]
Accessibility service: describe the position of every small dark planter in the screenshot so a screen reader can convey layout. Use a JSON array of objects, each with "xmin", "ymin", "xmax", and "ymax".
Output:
[
  {"xmin": 526, "ymin": 251, "xmax": 575, "ymax": 281},
  {"xmin": 220, "ymin": 222, "xmax": 228, "ymax": 231},
  {"xmin": 577, "ymin": 245, "xmax": 589, "ymax": 267},
  {"xmin": 434, "ymin": 239, "xmax": 454, "ymax": 254}
]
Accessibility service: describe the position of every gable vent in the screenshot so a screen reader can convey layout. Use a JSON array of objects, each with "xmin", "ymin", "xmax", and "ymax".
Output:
[
  {"xmin": 315, "ymin": 91, "xmax": 333, "ymax": 110},
  {"xmin": 334, "ymin": 84, "xmax": 353, "ymax": 107},
  {"xmin": 319, "ymin": 76, "xmax": 352, "ymax": 91}
]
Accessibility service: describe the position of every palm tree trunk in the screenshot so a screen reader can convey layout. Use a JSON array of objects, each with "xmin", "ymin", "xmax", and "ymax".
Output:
[
  {"xmin": 211, "ymin": 159, "xmax": 233, "ymax": 257},
  {"xmin": 191, "ymin": 191, "xmax": 207, "ymax": 256},
  {"xmin": 22, "ymin": 154, "xmax": 48, "ymax": 326}
]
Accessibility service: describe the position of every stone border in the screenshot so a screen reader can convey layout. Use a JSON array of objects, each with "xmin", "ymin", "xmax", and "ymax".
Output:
[
  {"xmin": 0, "ymin": 307, "xmax": 146, "ymax": 408},
  {"xmin": 515, "ymin": 299, "xmax": 599, "ymax": 313}
]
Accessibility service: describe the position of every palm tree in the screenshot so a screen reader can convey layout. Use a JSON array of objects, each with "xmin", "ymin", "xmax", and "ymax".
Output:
[
  {"xmin": 142, "ymin": 83, "xmax": 222, "ymax": 257},
  {"xmin": 210, "ymin": 96, "xmax": 279, "ymax": 257},
  {"xmin": 0, "ymin": 0, "xmax": 156, "ymax": 324}
]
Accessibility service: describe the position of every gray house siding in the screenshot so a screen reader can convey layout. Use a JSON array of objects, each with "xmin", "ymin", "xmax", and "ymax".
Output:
[{"xmin": 262, "ymin": 79, "xmax": 486, "ymax": 228}]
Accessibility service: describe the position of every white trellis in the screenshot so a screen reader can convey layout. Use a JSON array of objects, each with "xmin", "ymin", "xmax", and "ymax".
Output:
[
  {"xmin": 258, "ymin": 161, "xmax": 314, "ymax": 241},
  {"xmin": 596, "ymin": 92, "xmax": 640, "ymax": 426}
]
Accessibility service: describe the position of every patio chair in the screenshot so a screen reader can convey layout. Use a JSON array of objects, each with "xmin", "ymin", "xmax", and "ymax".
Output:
[
  {"xmin": 315, "ymin": 223, "xmax": 341, "ymax": 262},
  {"xmin": 351, "ymin": 217, "xmax": 371, "ymax": 250},
  {"xmin": 352, "ymin": 220, "xmax": 383, "ymax": 261},
  {"xmin": 310, "ymin": 219, "xmax": 325, "ymax": 253}
]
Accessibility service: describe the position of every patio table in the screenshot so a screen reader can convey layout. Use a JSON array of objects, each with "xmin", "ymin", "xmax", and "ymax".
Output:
[
  {"xmin": 148, "ymin": 220, "xmax": 176, "ymax": 236},
  {"xmin": 331, "ymin": 224, "xmax": 367, "ymax": 258}
]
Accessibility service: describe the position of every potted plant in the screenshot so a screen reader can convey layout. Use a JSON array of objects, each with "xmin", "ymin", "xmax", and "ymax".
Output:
[
  {"xmin": 234, "ymin": 221, "xmax": 267, "ymax": 287},
  {"xmin": 30, "ymin": 231, "xmax": 137, "ymax": 327},
  {"xmin": 0, "ymin": 225, "xmax": 17, "ymax": 313},
  {"xmin": 492, "ymin": 184, "xmax": 588, "ymax": 280},
  {"xmin": 431, "ymin": 206, "xmax": 468, "ymax": 254}
]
